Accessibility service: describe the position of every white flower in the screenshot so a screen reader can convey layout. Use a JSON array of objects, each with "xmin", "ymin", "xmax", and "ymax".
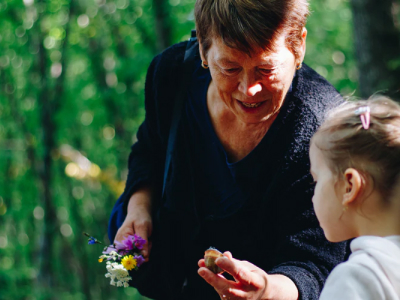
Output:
[
  {"xmin": 104, "ymin": 262, "xmax": 132, "ymax": 288},
  {"xmin": 109, "ymin": 251, "xmax": 120, "ymax": 259}
]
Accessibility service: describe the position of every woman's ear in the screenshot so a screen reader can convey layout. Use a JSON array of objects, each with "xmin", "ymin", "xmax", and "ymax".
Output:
[
  {"xmin": 298, "ymin": 27, "xmax": 307, "ymax": 64},
  {"xmin": 198, "ymin": 39, "xmax": 206, "ymax": 63},
  {"xmin": 342, "ymin": 168, "xmax": 362, "ymax": 206}
]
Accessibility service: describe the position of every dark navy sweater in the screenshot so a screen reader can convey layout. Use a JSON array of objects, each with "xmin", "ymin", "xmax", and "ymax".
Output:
[{"xmin": 108, "ymin": 41, "xmax": 348, "ymax": 300}]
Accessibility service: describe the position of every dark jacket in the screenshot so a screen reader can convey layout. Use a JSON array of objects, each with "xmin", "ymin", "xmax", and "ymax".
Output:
[{"xmin": 108, "ymin": 41, "xmax": 348, "ymax": 300}]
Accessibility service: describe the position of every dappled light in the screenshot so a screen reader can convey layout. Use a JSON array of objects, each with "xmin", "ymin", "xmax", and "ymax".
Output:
[{"xmin": 0, "ymin": 0, "xmax": 399, "ymax": 299}]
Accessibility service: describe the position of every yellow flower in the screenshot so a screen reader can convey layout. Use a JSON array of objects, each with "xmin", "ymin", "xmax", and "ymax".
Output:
[{"xmin": 121, "ymin": 255, "xmax": 137, "ymax": 271}]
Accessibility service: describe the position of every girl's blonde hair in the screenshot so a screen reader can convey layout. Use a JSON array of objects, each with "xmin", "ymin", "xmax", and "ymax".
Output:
[{"xmin": 312, "ymin": 96, "xmax": 400, "ymax": 201}]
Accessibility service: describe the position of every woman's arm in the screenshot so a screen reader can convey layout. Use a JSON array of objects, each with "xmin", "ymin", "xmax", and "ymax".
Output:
[
  {"xmin": 197, "ymin": 172, "xmax": 348, "ymax": 300},
  {"xmin": 108, "ymin": 53, "xmax": 164, "ymax": 248},
  {"xmin": 267, "ymin": 173, "xmax": 349, "ymax": 299},
  {"xmin": 114, "ymin": 186, "xmax": 153, "ymax": 260},
  {"xmin": 107, "ymin": 42, "xmax": 190, "ymax": 299}
]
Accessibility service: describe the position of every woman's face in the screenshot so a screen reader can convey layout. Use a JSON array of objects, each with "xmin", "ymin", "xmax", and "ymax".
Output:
[{"xmin": 200, "ymin": 31, "xmax": 306, "ymax": 124}]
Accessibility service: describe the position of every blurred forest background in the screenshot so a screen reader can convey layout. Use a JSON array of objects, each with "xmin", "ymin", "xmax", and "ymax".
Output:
[{"xmin": 0, "ymin": 0, "xmax": 399, "ymax": 299}]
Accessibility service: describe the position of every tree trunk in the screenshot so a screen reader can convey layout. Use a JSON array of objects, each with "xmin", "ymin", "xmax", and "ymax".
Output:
[
  {"xmin": 35, "ymin": 0, "xmax": 70, "ymax": 291},
  {"xmin": 350, "ymin": 0, "xmax": 400, "ymax": 100},
  {"xmin": 152, "ymin": 0, "xmax": 173, "ymax": 52},
  {"xmin": 36, "ymin": 37, "xmax": 59, "ymax": 293}
]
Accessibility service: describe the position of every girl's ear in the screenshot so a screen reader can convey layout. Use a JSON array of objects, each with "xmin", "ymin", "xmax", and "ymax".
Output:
[{"xmin": 342, "ymin": 168, "xmax": 362, "ymax": 206}]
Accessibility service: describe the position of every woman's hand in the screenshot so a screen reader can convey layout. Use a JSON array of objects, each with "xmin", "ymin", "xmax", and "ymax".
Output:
[
  {"xmin": 114, "ymin": 186, "xmax": 153, "ymax": 261},
  {"xmin": 198, "ymin": 252, "xmax": 298, "ymax": 300}
]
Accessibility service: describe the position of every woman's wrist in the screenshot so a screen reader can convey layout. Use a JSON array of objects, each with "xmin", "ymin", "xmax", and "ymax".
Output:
[
  {"xmin": 127, "ymin": 186, "xmax": 152, "ymax": 214},
  {"xmin": 263, "ymin": 274, "xmax": 299, "ymax": 300}
]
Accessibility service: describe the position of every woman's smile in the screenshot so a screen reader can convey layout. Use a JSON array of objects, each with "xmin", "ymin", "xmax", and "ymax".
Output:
[{"xmin": 237, "ymin": 100, "xmax": 266, "ymax": 109}]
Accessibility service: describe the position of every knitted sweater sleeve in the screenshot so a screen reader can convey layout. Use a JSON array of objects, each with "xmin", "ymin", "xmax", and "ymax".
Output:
[
  {"xmin": 266, "ymin": 171, "xmax": 349, "ymax": 300},
  {"xmin": 122, "ymin": 55, "xmax": 165, "ymax": 210},
  {"xmin": 120, "ymin": 42, "xmax": 187, "ymax": 216},
  {"xmin": 107, "ymin": 43, "xmax": 188, "ymax": 299},
  {"xmin": 107, "ymin": 53, "xmax": 165, "ymax": 247}
]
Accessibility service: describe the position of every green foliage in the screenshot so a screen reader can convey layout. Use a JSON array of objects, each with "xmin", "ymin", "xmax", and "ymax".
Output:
[
  {"xmin": 306, "ymin": 0, "xmax": 357, "ymax": 96},
  {"xmin": 0, "ymin": 0, "xmax": 360, "ymax": 299}
]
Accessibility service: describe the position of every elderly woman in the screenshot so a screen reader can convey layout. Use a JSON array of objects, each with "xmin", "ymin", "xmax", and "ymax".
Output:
[{"xmin": 108, "ymin": 0, "xmax": 348, "ymax": 299}]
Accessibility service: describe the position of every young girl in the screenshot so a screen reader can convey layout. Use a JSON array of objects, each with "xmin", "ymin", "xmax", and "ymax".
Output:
[{"xmin": 309, "ymin": 96, "xmax": 400, "ymax": 299}]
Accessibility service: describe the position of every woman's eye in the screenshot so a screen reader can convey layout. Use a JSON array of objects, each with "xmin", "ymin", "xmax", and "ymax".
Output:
[
  {"xmin": 224, "ymin": 68, "xmax": 240, "ymax": 74},
  {"xmin": 259, "ymin": 68, "xmax": 273, "ymax": 75}
]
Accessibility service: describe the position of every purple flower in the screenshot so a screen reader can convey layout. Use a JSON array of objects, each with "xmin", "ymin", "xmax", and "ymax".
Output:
[
  {"xmin": 121, "ymin": 235, "xmax": 134, "ymax": 250},
  {"xmin": 133, "ymin": 234, "xmax": 146, "ymax": 250},
  {"xmin": 109, "ymin": 241, "xmax": 128, "ymax": 255},
  {"xmin": 106, "ymin": 235, "xmax": 135, "ymax": 255},
  {"xmin": 134, "ymin": 255, "xmax": 145, "ymax": 268},
  {"xmin": 102, "ymin": 234, "xmax": 147, "ymax": 257},
  {"xmin": 102, "ymin": 245, "xmax": 116, "ymax": 255}
]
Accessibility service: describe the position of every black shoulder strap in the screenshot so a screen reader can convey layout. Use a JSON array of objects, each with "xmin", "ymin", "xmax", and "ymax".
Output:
[{"xmin": 162, "ymin": 30, "xmax": 198, "ymax": 198}]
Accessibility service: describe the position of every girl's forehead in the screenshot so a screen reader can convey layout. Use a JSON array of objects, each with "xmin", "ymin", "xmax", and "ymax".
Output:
[{"xmin": 310, "ymin": 142, "xmax": 328, "ymax": 169}]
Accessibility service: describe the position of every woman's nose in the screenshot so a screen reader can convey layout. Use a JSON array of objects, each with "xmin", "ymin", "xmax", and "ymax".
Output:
[
  {"xmin": 248, "ymin": 84, "xmax": 262, "ymax": 96},
  {"xmin": 238, "ymin": 75, "xmax": 262, "ymax": 96}
]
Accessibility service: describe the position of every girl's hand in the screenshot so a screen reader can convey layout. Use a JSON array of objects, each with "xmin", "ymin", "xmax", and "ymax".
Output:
[{"xmin": 198, "ymin": 252, "xmax": 298, "ymax": 300}]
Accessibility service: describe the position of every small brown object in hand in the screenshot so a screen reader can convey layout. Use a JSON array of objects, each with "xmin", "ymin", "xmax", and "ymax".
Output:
[{"xmin": 204, "ymin": 247, "xmax": 224, "ymax": 274}]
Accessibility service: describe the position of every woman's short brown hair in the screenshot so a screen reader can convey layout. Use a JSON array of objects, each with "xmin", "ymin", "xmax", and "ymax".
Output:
[{"xmin": 194, "ymin": 0, "xmax": 309, "ymax": 59}]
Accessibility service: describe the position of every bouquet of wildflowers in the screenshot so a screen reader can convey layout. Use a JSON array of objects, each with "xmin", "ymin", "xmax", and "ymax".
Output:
[{"xmin": 85, "ymin": 233, "xmax": 146, "ymax": 288}]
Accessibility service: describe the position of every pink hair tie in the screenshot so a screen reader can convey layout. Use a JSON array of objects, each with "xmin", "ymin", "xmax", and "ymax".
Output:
[{"xmin": 354, "ymin": 106, "xmax": 371, "ymax": 130}]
